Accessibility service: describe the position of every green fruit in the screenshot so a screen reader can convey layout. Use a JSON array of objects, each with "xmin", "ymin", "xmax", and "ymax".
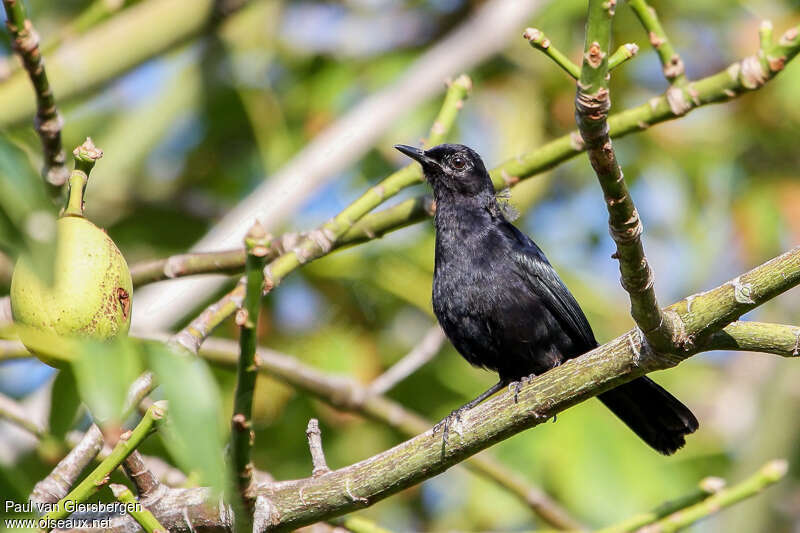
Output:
[{"xmin": 10, "ymin": 139, "xmax": 131, "ymax": 367}]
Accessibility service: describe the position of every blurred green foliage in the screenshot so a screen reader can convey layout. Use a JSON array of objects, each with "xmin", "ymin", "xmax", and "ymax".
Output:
[{"xmin": 1, "ymin": 0, "xmax": 800, "ymax": 531}]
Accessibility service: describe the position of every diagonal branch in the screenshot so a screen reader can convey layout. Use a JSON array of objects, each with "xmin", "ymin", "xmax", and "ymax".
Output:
[
  {"xmin": 628, "ymin": 0, "xmax": 687, "ymax": 86},
  {"xmin": 58, "ymin": 245, "xmax": 800, "ymax": 532},
  {"xmin": 196, "ymin": 337, "xmax": 584, "ymax": 531},
  {"xmin": 1, "ymin": 0, "xmax": 68, "ymax": 192},
  {"xmin": 627, "ymin": 460, "xmax": 787, "ymax": 532}
]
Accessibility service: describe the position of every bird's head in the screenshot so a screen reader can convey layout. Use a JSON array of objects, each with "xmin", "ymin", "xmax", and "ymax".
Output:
[{"xmin": 394, "ymin": 143, "xmax": 494, "ymax": 198}]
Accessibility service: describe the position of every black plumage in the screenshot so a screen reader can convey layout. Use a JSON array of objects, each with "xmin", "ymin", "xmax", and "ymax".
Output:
[{"xmin": 395, "ymin": 143, "xmax": 698, "ymax": 455}]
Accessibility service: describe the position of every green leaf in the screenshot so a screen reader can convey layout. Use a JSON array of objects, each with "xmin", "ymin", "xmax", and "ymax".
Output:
[
  {"xmin": 0, "ymin": 135, "xmax": 57, "ymax": 284},
  {"xmin": 49, "ymin": 367, "xmax": 83, "ymax": 440},
  {"xmin": 145, "ymin": 342, "xmax": 226, "ymax": 494},
  {"xmin": 71, "ymin": 338, "xmax": 143, "ymax": 425}
]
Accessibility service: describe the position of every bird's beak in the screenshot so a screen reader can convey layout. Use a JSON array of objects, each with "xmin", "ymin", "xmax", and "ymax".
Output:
[{"xmin": 394, "ymin": 144, "xmax": 438, "ymax": 167}]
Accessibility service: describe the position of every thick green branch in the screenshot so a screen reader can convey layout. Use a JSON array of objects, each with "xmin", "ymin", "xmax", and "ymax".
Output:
[
  {"xmin": 628, "ymin": 0, "xmax": 687, "ymax": 86},
  {"xmin": 231, "ymin": 223, "xmax": 270, "ymax": 523},
  {"xmin": 576, "ymin": 0, "xmax": 671, "ymax": 349},
  {"xmin": 109, "ymin": 483, "xmax": 166, "ymax": 533},
  {"xmin": 1, "ymin": 0, "xmax": 68, "ymax": 191}
]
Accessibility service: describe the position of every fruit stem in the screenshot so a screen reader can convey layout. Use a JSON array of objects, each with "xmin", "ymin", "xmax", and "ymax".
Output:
[{"xmin": 62, "ymin": 138, "xmax": 103, "ymax": 218}]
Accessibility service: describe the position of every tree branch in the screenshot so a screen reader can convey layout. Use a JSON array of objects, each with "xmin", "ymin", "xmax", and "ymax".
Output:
[
  {"xmin": 575, "ymin": 0, "xmax": 671, "ymax": 349},
  {"xmin": 59, "ymin": 245, "xmax": 800, "ymax": 531},
  {"xmin": 628, "ymin": 0, "xmax": 687, "ymax": 86},
  {"xmin": 41, "ymin": 402, "xmax": 166, "ymax": 523},
  {"xmin": 608, "ymin": 43, "xmax": 639, "ymax": 71},
  {"xmin": 306, "ymin": 419, "xmax": 331, "ymax": 478},
  {"xmin": 196, "ymin": 338, "xmax": 584, "ymax": 530},
  {"xmin": 123, "ymin": 450, "xmax": 162, "ymax": 499},
  {"xmin": 632, "ymin": 459, "xmax": 787, "ymax": 532},
  {"xmin": 231, "ymin": 222, "xmax": 271, "ymax": 520},
  {"xmin": 1, "ymin": 0, "xmax": 68, "ymax": 192},
  {"xmin": 523, "ymin": 27, "xmax": 581, "ymax": 79},
  {"xmin": 702, "ymin": 321, "xmax": 800, "ymax": 358},
  {"xmin": 598, "ymin": 476, "xmax": 726, "ymax": 532},
  {"xmin": 110, "ymin": 483, "xmax": 167, "ymax": 533}
]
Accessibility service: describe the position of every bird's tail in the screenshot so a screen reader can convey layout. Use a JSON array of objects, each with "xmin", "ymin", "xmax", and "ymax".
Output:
[{"xmin": 598, "ymin": 376, "xmax": 699, "ymax": 455}]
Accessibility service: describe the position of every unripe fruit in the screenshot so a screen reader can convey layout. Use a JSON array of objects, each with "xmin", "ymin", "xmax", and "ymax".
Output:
[{"xmin": 10, "ymin": 139, "xmax": 132, "ymax": 367}]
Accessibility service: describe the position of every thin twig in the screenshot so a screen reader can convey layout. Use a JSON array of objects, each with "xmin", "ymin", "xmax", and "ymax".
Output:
[
  {"xmin": 608, "ymin": 43, "xmax": 639, "ymax": 71},
  {"xmin": 575, "ymin": 0, "xmax": 672, "ymax": 350},
  {"xmin": 1, "ymin": 0, "xmax": 68, "ymax": 192},
  {"xmin": 523, "ymin": 27, "xmax": 581, "ymax": 79},
  {"xmin": 109, "ymin": 483, "xmax": 167, "ymax": 533},
  {"xmin": 368, "ymin": 325, "xmax": 447, "ymax": 396},
  {"xmin": 40, "ymin": 401, "xmax": 166, "ymax": 523},
  {"xmin": 306, "ymin": 419, "xmax": 331, "ymax": 477},
  {"xmin": 637, "ymin": 460, "xmax": 788, "ymax": 532},
  {"xmin": 67, "ymin": 431, "xmax": 187, "ymax": 488},
  {"xmin": 170, "ymin": 278, "xmax": 246, "ymax": 355},
  {"xmin": 597, "ymin": 476, "xmax": 726, "ymax": 532},
  {"xmin": 628, "ymin": 0, "xmax": 687, "ymax": 86},
  {"xmin": 130, "ymin": 249, "xmax": 247, "ymax": 287}
]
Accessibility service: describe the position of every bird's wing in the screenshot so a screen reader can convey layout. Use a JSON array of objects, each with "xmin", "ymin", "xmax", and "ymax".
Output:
[{"xmin": 504, "ymin": 223, "xmax": 597, "ymax": 349}]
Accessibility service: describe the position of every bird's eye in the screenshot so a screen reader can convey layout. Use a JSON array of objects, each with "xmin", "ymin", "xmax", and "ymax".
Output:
[{"xmin": 451, "ymin": 156, "xmax": 466, "ymax": 170}]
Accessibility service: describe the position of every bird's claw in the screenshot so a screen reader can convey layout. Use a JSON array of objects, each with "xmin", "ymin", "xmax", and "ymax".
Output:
[
  {"xmin": 433, "ymin": 408, "xmax": 464, "ymax": 446},
  {"xmin": 507, "ymin": 374, "xmax": 534, "ymax": 404}
]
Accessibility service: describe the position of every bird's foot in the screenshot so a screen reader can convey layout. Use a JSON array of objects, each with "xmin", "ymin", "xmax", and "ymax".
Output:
[
  {"xmin": 433, "ymin": 407, "xmax": 466, "ymax": 445},
  {"xmin": 507, "ymin": 375, "xmax": 535, "ymax": 404}
]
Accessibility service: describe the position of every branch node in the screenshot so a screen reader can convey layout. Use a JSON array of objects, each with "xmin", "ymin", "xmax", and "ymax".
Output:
[
  {"xmin": 306, "ymin": 418, "xmax": 331, "ymax": 477},
  {"xmin": 732, "ymin": 276, "xmax": 756, "ymax": 304},
  {"xmin": 665, "ymin": 87, "xmax": 691, "ymax": 116}
]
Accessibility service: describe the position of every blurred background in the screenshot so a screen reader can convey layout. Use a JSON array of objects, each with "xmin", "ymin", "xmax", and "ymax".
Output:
[{"xmin": 1, "ymin": 0, "xmax": 800, "ymax": 531}]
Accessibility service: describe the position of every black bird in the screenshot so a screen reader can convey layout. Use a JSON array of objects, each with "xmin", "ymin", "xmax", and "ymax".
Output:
[{"xmin": 395, "ymin": 143, "xmax": 698, "ymax": 455}]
